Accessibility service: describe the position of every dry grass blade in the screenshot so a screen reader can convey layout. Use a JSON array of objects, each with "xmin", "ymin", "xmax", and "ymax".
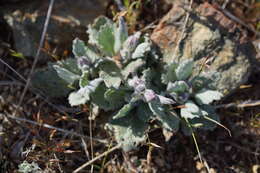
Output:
[
  {"xmin": 185, "ymin": 117, "xmax": 202, "ymax": 163},
  {"xmin": 73, "ymin": 144, "xmax": 121, "ymax": 173},
  {"xmin": 0, "ymin": 58, "xmax": 26, "ymax": 82},
  {"xmin": 203, "ymin": 115, "xmax": 232, "ymax": 137},
  {"xmin": 5, "ymin": 113, "xmax": 108, "ymax": 144}
]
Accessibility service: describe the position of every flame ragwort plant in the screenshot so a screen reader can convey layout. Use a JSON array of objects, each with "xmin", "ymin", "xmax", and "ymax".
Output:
[{"xmin": 50, "ymin": 16, "xmax": 224, "ymax": 151}]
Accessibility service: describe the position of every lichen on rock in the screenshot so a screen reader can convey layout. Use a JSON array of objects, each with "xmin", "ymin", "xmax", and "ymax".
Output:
[{"xmin": 151, "ymin": 1, "xmax": 255, "ymax": 96}]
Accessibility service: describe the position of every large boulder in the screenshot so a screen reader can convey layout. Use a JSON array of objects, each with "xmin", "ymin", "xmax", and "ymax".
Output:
[{"xmin": 151, "ymin": 1, "xmax": 256, "ymax": 96}]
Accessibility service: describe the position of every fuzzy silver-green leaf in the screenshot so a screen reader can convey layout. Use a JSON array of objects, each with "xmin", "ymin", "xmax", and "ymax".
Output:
[
  {"xmin": 175, "ymin": 59, "xmax": 194, "ymax": 80},
  {"xmin": 132, "ymin": 42, "xmax": 151, "ymax": 59},
  {"xmin": 195, "ymin": 89, "xmax": 223, "ymax": 105},
  {"xmin": 180, "ymin": 101, "xmax": 201, "ymax": 119}
]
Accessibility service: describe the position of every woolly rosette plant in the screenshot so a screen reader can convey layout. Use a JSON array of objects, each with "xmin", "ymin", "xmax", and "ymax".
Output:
[{"xmin": 50, "ymin": 16, "xmax": 224, "ymax": 151}]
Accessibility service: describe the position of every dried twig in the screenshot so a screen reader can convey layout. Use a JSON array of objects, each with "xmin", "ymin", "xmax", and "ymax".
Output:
[
  {"xmin": 0, "ymin": 58, "xmax": 26, "ymax": 82},
  {"xmin": 222, "ymin": 0, "xmax": 230, "ymax": 9},
  {"xmin": 15, "ymin": 0, "xmax": 55, "ymax": 117},
  {"xmin": 216, "ymin": 5, "xmax": 259, "ymax": 36},
  {"xmin": 140, "ymin": 20, "xmax": 158, "ymax": 32},
  {"xmin": 89, "ymin": 107, "xmax": 94, "ymax": 173},
  {"xmin": 73, "ymin": 144, "xmax": 121, "ymax": 173},
  {"xmin": 215, "ymin": 100, "xmax": 260, "ymax": 109},
  {"xmin": 5, "ymin": 113, "xmax": 108, "ymax": 144},
  {"xmin": 0, "ymin": 81, "xmax": 23, "ymax": 86}
]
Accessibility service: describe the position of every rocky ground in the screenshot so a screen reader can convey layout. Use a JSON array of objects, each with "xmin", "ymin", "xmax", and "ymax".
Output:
[{"xmin": 0, "ymin": 0, "xmax": 259, "ymax": 172}]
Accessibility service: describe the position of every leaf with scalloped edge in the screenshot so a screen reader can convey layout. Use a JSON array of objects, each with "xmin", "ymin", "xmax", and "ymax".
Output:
[
  {"xmin": 97, "ymin": 23, "xmax": 116, "ymax": 56},
  {"xmin": 49, "ymin": 58, "xmax": 81, "ymax": 86},
  {"xmin": 108, "ymin": 111, "xmax": 148, "ymax": 151},
  {"xmin": 87, "ymin": 16, "xmax": 112, "ymax": 45}
]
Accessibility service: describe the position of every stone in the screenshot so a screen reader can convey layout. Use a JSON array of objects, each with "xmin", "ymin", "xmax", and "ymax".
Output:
[
  {"xmin": 151, "ymin": 1, "xmax": 256, "ymax": 96},
  {"xmin": 1, "ymin": 0, "xmax": 107, "ymax": 57}
]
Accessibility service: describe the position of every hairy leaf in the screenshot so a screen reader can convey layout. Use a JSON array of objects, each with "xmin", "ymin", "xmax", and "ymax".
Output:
[
  {"xmin": 108, "ymin": 112, "xmax": 148, "ymax": 151},
  {"xmin": 113, "ymin": 103, "xmax": 134, "ymax": 119},
  {"xmin": 132, "ymin": 42, "xmax": 151, "ymax": 59},
  {"xmin": 167, "ymin": 81, "xmax": 189, "ymax": 93},
  {"xmin": 53, "ymin": 65, "xmax": 80, "ymax": 85},
  {"xmin": 68, "ymin": 78, "xmax": 103, "ymax": 106},
  {"xmin": 191, "ymin": 75, "xmax": 213, "ymax": 92},
  {"xmin": 73, "ymin": 38, "xmax": 86, "ymax": 57},
  {"xmin": 180, "ymin": 101, "xmax": 201, "ymax": 119},
  {"xmin": 114, "ymin": 16, "xmax": 128, "ymax": 53},
  {"xmin": 161, "ymin": 62, "xmax": 178, "ymax": 84},
  {"xmin": 87, "ymin": 16, "xmax": 112, "ymax": 45},
  {"xmin": 141, "ymin": 68, "xmax": 154, "ymax": 87},
  {"xmin": 122, "ymin": 59, "xmax": 145, "ymax": 79},
  {"xmin": 104, "ymin": 88, "xmax": 126, "ymax": 110},
  {"xmin": 32, "ymin": 67, "xmax": 72, "ymax": 98},
  {"xmin": 120, "ymin": 32, "xmax": 141, "ymax": 61},
  {"xmin": 90, "ymin": 83, "xmax": 110, "ymax": 110},
  {"xmin": 97, "ymin": 23, "xmax": 116, "ymax": 56},
  {"xmin": 190, "ymin": 105, "xmax": 219, "ymax": 130},
  {"xmin": 79, "ymin": 72, "xmax": 89, "ymax": 88},
  {"xmin": 137, "ymin": 102, "xmax": 153, "ymax": 122},
  {"xmin": 99, "ymin": 60, "xmax": 122, "ymax": 88},
  {"xmin": 175, "ymin": 59, "xmax": 194, "ymax": 80},
  {"xmin": 149, "ymin": 101, "xmax": 179, "ymax": 131},
  {"xmin": 55, "ymin": 58, "xmax": 81, "ymax": 76},
  {"xmin": 68, "ymin": 87, "xmax": 90, "ymax": 106},
  {"xmin": 195, "ymin": 89, "xmax": 223, "ymax": 105},
  {"xmin": 167, "ymin": 81, "xmax": 190, "ymax": 103}
]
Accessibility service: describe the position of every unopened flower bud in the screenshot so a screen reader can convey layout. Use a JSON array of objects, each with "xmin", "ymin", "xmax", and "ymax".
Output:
[{"xmin": 143, "ymin": 89, "xmax": 156, "ymax": 102}]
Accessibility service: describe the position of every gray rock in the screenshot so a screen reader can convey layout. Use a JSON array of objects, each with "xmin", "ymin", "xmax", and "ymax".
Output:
[
  {"xmin": 151, "ymin": 1, "xmax": 255, "ymax": 96},
  {"xmin": 1, "ymin": 0, "xmax": 107, "ymax": 57}
]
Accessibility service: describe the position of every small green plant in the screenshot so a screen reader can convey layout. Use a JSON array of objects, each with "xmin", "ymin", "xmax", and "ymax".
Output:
[
  {"xmin": 44, "ymin": 16, "xmax": 224, "ymax": 151},
  {"xmin": 18, "ymin": 161, "xmax": 42, "ymax": 173}
]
